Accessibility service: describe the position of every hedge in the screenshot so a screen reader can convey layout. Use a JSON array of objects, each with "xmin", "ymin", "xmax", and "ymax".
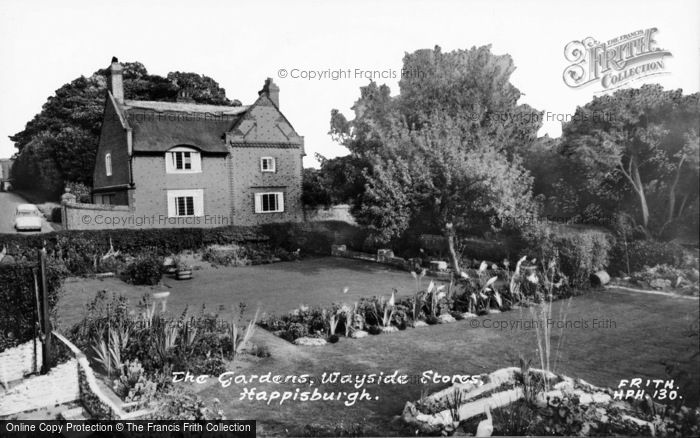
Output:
[
  {"xmin": 526, "ymin": 223, "xmax": 612, "ymax": 289},
  {"xmin": 261, "ymin": 221, "xmax": 369, "ymax": 255},
  {"xmin": 0, "ymin": 222, "xmax": 366, "ymax": 276},
  {"xmin": 608, "ymin": 238, "xmax": 687, "ymax": 275},
  {"xmin": 0, "ymin": 261, "xmax": 65, "ymax": 351}
]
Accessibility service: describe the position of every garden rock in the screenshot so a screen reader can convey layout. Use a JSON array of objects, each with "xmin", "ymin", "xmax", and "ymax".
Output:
[
  {"xmin": 650, "ymin": 278, "xmax": 672, "ymax": 289},
  {"xmin": 438, "ymin": 314, "xmax": 456, "ymax": 324},
  {"xmin": 402, "ymin": 366, "xmax": 659, "ymax": 436},
  {"xmin": 461, "ymin": 312, "xmax": 477, "ymax": 319},
  {"xmin": 294, "ymin": 337, "xmax": 327, "ymax": 346},
  {"xmin": 380, "ymin": 326, "xmax": 398, "ymax": 333},
  {"xmin": 591, "ymin": 270, "xmax": 610, "ymax": 286},
  {"xmin": 487, "ymin": 309, "xmax": 501, "ymax": 314},
  {"xmin": 350, "ymin": 330, "xmax": 368, "ymax": 339},
  {"xmin": 413, "ymin": 321, "xmax": 429, "ymax": 328}
]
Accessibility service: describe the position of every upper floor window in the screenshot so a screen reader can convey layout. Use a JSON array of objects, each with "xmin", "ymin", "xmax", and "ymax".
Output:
[
  {"xmin": 260, "ymin": 157, "xmax": 276, "ymax": 172},
  {"xmin": 105, "ymin": 153, "xmax": 112, "ymax": 176},
  {"xmin": 166, "ymin": 146, "xmax": 201, "ymax": 173}
]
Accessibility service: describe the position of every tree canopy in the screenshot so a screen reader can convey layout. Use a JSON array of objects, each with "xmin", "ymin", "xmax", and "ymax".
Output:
[
  {"xmin": 323, "ymin": 45, "xmax": 541, "ymax": 270},
  {"xmin": 560, "ymin": 84, "xmax": 699, "ymax": 237},
  {"xmin": 10, "ymin": 61, "xmax": 237, "ymax": 197}
]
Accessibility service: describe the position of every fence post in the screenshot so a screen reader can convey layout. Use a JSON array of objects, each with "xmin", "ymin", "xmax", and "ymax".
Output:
[{"xmin": 39, "ymin": 249, "xmax": 51, "ymax": 374}]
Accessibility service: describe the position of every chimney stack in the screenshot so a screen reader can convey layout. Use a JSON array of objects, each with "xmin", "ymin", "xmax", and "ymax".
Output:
[
  {"xmin": 258, "ymin": 78, "xmax": 279, "ymax": 108},
  {"xmin": 108, "ymin": 57, "xmax": 124, "ymax": 104}
]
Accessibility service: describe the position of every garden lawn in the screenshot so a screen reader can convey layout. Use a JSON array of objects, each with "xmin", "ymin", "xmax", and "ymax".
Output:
[
  {"xmin": 56, "ymin": 257, "xmax": 433, "ymax": 330},
  {"xmin": 56, "ymin": 257, "xmax": 700, "ymax": 436},
  {"xmin": 201, "ymin": 289, "xmax": 699, "ymax": 436}
]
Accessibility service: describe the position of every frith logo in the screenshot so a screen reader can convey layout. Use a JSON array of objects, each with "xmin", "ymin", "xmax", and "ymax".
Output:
[{"xmin": 563, "ymin": 28, "xmax": 672, "ymax": 90}]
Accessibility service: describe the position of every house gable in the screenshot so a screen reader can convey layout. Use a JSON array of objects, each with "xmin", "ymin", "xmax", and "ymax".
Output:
[
  {"xmin": 226, "ymin": 95, "xmax": 304, "ymax": 148},
  {"xmin": 93, "ymin": 91, "xmax": 131, "ymax": 193}
]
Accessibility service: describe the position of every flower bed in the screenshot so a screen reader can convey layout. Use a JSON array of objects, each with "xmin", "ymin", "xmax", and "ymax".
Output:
[
  {"xmin": 259, "ymin": 256, "xmax": 573, "ymax": 345},
  {"xmin": 67, "ymin": 291, "xmax": 260, "ymax": 419},
  {"xmin": 402, "ymin": 366, "xmax": 700, "ymax": 436}
]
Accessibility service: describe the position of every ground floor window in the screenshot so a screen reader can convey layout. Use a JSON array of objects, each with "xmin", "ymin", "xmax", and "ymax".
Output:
[
  {"xmin": 167, "ymin": 189, "xmax": 203, "ymax": 217},
  {"xmin": 94, "ymin": 193, "xmax": 114, "ymax": 205},
  {"xmin": 254, "ymin": 192, "xmax": 284, "ymax": 213}
]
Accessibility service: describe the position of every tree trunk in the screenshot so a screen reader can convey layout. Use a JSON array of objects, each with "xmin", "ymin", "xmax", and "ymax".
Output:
[
  {"xmin": 631, "ymin": 161, "xmax": 649, "ymax": 229},
  {"xmin": 444, "ymin": 223, "xmax": 461, "ymax": 278}
]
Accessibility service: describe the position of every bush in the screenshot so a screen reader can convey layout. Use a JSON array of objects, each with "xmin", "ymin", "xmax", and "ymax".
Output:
[
  {"xmin": 609, "ymin": 238, "xmax": 686, "ymax": 275},
  {"xmin": 113, "ymin": 359, "xmax": 158, "ymax": 403},
  {"xmin": 152, "ymin": 387, "xmax": 225, "ymax": 420},
  {"xmin": 525, "ymin": 223, "xmax": 611, "ymax": 289},
  {"xmin": 0, "ymin": 259, "xmax": 66, "ymax": 351},
  {"xmin": 122, "ymin": 253, "xmax": 163, "ymax": 285},
  {"xmin": 261, "ymin": 221, "xmax": 369, "ymax": 255},
  {"xmin": 0, "ymin": 226, "xmax": 268, "ymax": 276}
]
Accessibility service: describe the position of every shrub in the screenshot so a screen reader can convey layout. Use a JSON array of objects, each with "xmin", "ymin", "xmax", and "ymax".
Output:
[
  {"xmin": 328, "ymin": 334, "xmax": 339, "ymax": 343},
  {"xmin": 282, "ymin": 322, "xmax": 308, "ymax": 342},
  {"xmin": 113, "ymin": 359, "xmax": 158, "ymax": 403},
  {"xmin": 0, "ymin": 225, "xmax": 268, "ymax": 276},
  {"xmin": 609, "ymin": 238, "xmax": 686, "ymax": 275},
  {"xmin": 0, "ymin": 259, "xmax": 66, "ymax": 351},
  {"xmin": 367, "ymin": 325, "xmax": 381, "ymax": 335},
  {"xmin": 250, "ymin": 344, "xmax": 271, "ymax": 358},
  {"xmin": 261, "ymin": 221, "xmax": 369, "ymax": 255},
  {"xmin": 65, "ymin": 181, "xmax": 92, "ymax": 203},
  {"xmin": 152, "ymin": 387, "xmax": 225, "ymax": 420},
  {"xmin": 122, "ymin": 253, "xmax": 163, "ymax": 285},
  {"xmin": 525, "ymin": 223, "xmax": 611, "ymax": 289}
]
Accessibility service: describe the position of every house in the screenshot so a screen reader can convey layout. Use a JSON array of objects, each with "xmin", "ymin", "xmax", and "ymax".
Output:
[
  {"xmin": 90, "ymin": 58, "xmax": 304, "ymax": 227},
  {"xmin": 0, "ymin": 158, "xmax": 13, "ymax": 191}
]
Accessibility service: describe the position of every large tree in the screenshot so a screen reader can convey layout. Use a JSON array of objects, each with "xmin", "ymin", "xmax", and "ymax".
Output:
[
  {"xmin": 327, "ymin": 45, "xmax": 541, "ymax": 272},
  {"xmin": 561, "ymin": 85, "xmax": 699, "ymax": 237},
  {"xmin": 10, "ymin": 62, "xmax": 237, "ymax": 197}
]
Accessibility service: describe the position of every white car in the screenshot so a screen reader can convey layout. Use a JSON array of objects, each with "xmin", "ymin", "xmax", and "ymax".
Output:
[{"xmin": 14, "ymin": 204, "xmax": 43, "ymax": 231}]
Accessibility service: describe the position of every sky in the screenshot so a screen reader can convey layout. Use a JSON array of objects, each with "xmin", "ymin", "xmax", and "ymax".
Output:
[{"xmin": 0, "ymin": 0, "xmax": 698, "ymax": 167}]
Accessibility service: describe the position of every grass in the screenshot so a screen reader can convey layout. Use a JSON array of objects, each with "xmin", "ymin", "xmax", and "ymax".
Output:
[
  {"xmin": 55, "ymin": 257, "xmax": 700, "ymax": 435},
  {"xmin": 57, "ymin": 257, "xmax": 427, "ymax": 329},
  {"xmin": 204, "ymin": 288, "xmax": 699, "ymax": 436}
]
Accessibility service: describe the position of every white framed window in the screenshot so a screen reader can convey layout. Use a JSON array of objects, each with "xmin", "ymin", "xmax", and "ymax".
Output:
[
  {"xmin": 105, "ymin": 153, "xmax": 112, "ymax": 176},
  {"xmin": 165, "ymin": 147, "xmax": 202, "ymax": 173},
  {"xmin": 254, "ymin": 192, "xmax": 284, "ymax": 213},
  {"xmin": 260, "ymin": 157, "xmax": 276, "ymax": 172},
  {"xmin": 167, "ymin": 189, "xmax": 204, "ymax": 217}
]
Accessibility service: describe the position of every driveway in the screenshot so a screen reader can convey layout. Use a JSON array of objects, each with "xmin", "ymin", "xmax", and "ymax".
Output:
[{"xmin": 0, "ymin": 191, "xmax": 54, "ymax": 234}]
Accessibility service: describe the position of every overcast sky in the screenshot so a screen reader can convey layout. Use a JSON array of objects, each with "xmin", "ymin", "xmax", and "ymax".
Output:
[{"xmin": 0, "ymin": 0, "xmax": 698, "ymax": 166}]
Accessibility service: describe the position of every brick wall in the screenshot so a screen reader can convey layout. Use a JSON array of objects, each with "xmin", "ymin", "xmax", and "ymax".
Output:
[
  {"xmin": 229, "ymin": 146, "xmax": 304, "ymax": 225},
  {"xmin": 0, "ymin": 338, "xmax": 42, "ymax": 383},
  {"xmin": 131, "ymin": 154, "xmax": 232, "ymax": 227}
]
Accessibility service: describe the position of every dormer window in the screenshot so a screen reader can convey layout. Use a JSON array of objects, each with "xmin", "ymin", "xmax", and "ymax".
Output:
[
  {"xmin": 166, "ymin": 146, "xmax": 201, "ymax": 173},
  {"xmin": 260, "ymin": 157, "xmax": 276, "ymax": 172}
]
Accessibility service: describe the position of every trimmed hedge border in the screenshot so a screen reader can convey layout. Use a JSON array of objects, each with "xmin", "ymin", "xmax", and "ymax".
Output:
[{"xmin": 0, "ymin": 261, "xmax": 64, "ymax": 351}]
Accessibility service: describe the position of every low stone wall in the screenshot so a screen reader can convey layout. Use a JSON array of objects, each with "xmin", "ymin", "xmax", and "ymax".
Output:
[
  {"xmin": 303, "ymin": 204, "xmax": 356, "ymax": 224},
  {"xmin": 331, "ymin": 244, "xmax": 449, "ymax": 278},
  {"xmin": 0, "ymin": 338, "xmax": 42, "ymax": 384},
  {"xmin": 62, "ymin": 202, "xmax": 134, "ymax": 231},
  {"xmin": 0, "ymin": 359, "xmax": 79, "ymax": 416},
  {"xmin": 0, "ymin": 332, "xmax": 147, "ymax": 419}
]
